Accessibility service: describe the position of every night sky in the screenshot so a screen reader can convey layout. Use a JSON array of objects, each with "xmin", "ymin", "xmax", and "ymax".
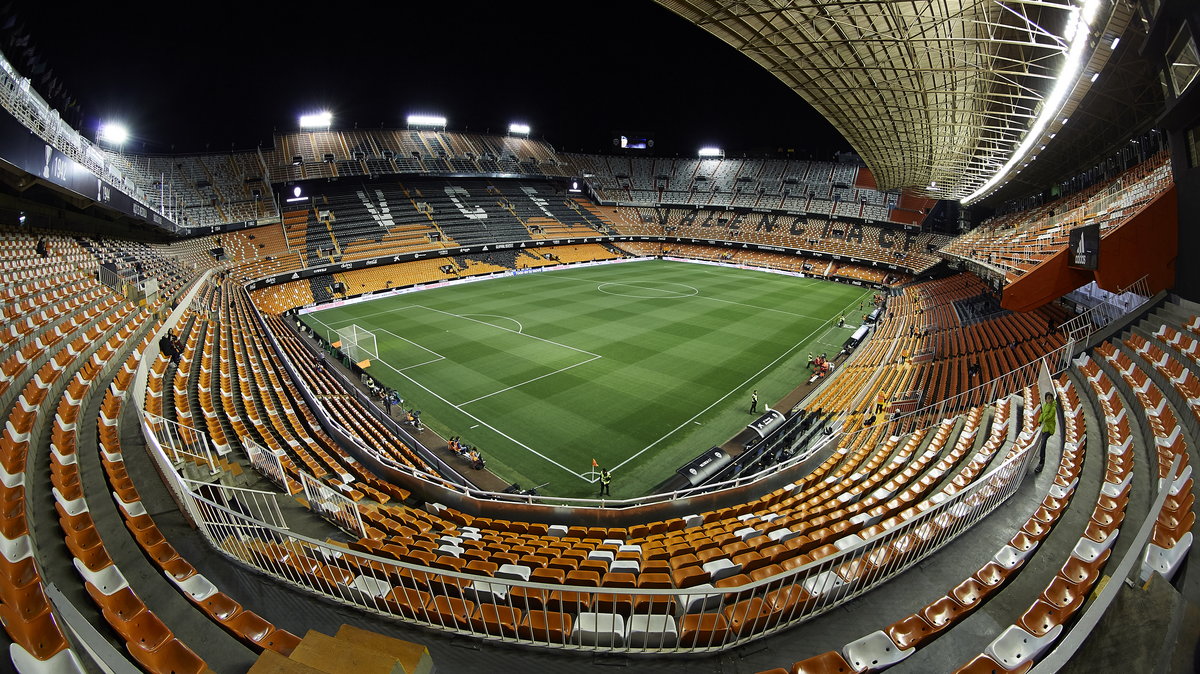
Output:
[{"xmin": 16, "ymin": 0, "xmax": 849, "ymax": 159}]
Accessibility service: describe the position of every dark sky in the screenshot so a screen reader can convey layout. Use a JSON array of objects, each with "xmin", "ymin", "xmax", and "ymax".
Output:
[{"xmin": 16, "ymin": 0, "xmax": 849, "ymax": 159}]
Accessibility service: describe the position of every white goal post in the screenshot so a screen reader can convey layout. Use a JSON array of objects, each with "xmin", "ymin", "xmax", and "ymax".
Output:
[{"xmin": 336, "ymin": 324, "xmax": 379, "ymax": 363}]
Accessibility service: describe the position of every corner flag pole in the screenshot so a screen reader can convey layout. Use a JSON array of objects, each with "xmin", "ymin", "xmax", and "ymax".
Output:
[{"xmin": 586, "ymin": 458, "xmax": 599, "ymax": 480}]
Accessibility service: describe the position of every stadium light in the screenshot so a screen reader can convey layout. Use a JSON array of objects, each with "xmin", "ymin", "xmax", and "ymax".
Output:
[
  {"xmin": 299, "ymin": 111, "xmax": 332, "ymax": 129},
  {"xmin": 508, "ymin": 122, "xmax": 531, "ymax": 136},
  {"xmin": 961, "ymin": 0, "xmax": 1103, "ymax": 205},
  {"xmin": 97, "ymin": 122, "xmax": 129, "ymax": 146},
  {"xmin": 698, "ymin": 147, "xmax": 724, "ymax": 158},
  {"xmin": 407, "ymin": 114, "xmax": 447, "ymax": 129}
]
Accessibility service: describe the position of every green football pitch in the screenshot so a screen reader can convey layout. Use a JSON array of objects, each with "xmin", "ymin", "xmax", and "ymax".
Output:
[{"xmin": 301, "ymin": 260, "xmax": 873, "ymax": 498}]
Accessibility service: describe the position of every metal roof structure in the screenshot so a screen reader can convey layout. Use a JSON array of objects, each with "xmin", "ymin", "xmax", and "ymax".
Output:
[{"xmin": 656, "ymin": 0, "xmax": 1133, "ymax": 204}]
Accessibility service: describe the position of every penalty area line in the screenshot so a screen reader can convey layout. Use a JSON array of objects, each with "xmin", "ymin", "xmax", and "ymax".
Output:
[
  {"xmin": 367, "ymin": 354, "xmax": 594, "ymax": 484},
  {"xmin": 458, "ymin": 354, "xmax": 602, "ymax": 406}
]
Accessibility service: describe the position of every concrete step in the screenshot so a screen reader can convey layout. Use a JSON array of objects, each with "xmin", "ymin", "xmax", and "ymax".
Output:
[{"xmin": 250, "ymin": 626, "xmax": 432, "ymax": 674}]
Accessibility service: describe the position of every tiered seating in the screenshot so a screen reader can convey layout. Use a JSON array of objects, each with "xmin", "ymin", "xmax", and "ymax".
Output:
[
  {"xmin": 98, "ymin": 341, "xmax": 302, "ymax": 663},
  {"xmin": 76, "ymin": 237, "xmax": 196, "ymax": 298},
  {"xmin": 196, "ymin": 386, "xmax": 1042, "ymax": 654},
  {"xmin": 0, "ymin": 277, "xmax": 109, "ymax": 401},
  {"xmin": 0, "ymin": 223, "xmax": 179, "ymax": 671},
  {"xmin": 603, "ymin": 205, "xmax": 943, "ymax": 272},
  {"xmin": 170, "ymin": 281, "xmax": 418, "ymax": 506},
  {"xmin": 557, "ymin": 154, "xmax": 918, "ymax": 228},
  {"xmin": 763, "ymin": 369, "xmax": 1116, "ymax": 673},
  {"xmin": 613, "ymin": 242, "xmax": 912, "ymax": 286},
  {"xmin": 901, "ymin": 275, "xmax": 1067, "ymax": 411},
  {"xmin": 263, "ymin": 311, "xmax": 433, "ymax": 484},
  {"xmin": 109, "ymin": 152, "xmax": 277, "ymax": 228},
  {"xmin": 250, "ymin": 244, "xmax": 625, "ymax": 314},
  {"xmin": 1093, "ymin": 340, "xmax": 1195, "ymax": 582},
  {"xmin": 942, "ymin": 152, "xmax": 1173, "ymax": 279},
  {"xmin": 50, "ymin": 318, "xmax": 218, "ymax": 673}
]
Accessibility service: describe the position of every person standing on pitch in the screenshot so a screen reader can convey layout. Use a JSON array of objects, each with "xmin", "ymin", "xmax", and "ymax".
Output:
[
  {"xmin": 750, "ymin": 390, "xmax": 759, "ymax": 414},
  {"xmin": 599, "ymin": 469, "xmax": 612, "ymax": 496},
  {"xmin": 1034, "ymin": 391, "xmax": 1057, "ymax": 473}
]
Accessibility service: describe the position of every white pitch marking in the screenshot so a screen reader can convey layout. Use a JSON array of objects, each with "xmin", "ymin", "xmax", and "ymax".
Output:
[
  {"xmin": 367, "ymin": 354, "xmax": 592, "ymax": 483},
  {"xmin": 375, "ymin": 329, "xmax": 446, "ymax": 370},
  {"xmin": 413, "ymin": 305, "xmax": 602, "ymax": 358},
  {"xmin": 611, "ymin": 288, "xmax": 873, "ymax": 473},
  {"xmin": 460, "ymin": 313, "xmax": 525, "ymax": 333},
  {"xmin": 551, "ymin": 274, "xmax": 825, "ymax": 321},
  {"xmin": 459, "ymin": 355, "xmax": 601, "ymax": 405}
]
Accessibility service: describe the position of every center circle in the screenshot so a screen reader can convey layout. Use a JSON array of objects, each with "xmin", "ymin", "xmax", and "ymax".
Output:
[{"xmin": 595, "ymin": 281, "xmax": 700, "ymax": 299}]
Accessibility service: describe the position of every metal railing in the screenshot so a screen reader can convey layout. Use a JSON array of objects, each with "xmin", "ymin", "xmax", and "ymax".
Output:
[
  {"xmin": 181, "ymin": 478, "xmax": 289, "ymax": 531},
  {"xmin": 1059, "ymin": 275, "xmax": 1152, "ymax": 344},
  {"xmin": 243, "ymin": 437, "xmax": 288, "ymax": 491},
  {"xmin": 138, "ymin": 374, "xmax": 1038, "ymax": 652},
  {"xmin": 0, "ymin": 52, "xmax": 170, "ymax": 224},
  {"xmin": 299, "ymin": 470, "xmax": 365, "ymax": 538},
  {"xmin": 889, "ymin": 348, "xmax": 1071, "ymax": 431},
  {"xmin": 142, "ymin": 410, "xmax": 218, "ymax": 475}
]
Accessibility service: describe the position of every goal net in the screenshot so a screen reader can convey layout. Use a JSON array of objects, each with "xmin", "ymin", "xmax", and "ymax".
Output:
[{"xmin": 336, "ymin": 324, "xmax": 379, "ymax": 363}]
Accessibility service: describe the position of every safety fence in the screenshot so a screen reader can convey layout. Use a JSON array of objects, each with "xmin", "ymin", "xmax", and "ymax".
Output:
[
  {"xmin": 140, "ymin": 392, "xmax": 1039, "ymax": 652},
  {"xmin": 1058, "ymin": 275, "xmax": 1152, "ymax": 344},
  {"xmin": 243, "ymin": 437, "xmax": 287, "ymax": 490},
  {"xmin": 143, "ymin": 411, "xmax": 218, "ymax": 475}
]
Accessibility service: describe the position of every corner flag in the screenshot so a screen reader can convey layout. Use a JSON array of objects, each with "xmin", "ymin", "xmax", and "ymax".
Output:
[{"xmin": 591, "ymin": 458, "xmax": 599, "ymax": 468}]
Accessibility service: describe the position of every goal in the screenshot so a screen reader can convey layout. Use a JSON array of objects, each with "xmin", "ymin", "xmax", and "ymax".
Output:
[{"xmin": 336, "ymin": 324, "xmax": 379, "ymax": 363}]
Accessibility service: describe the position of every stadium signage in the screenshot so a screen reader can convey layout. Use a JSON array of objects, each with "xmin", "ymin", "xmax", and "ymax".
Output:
[
  {"xmin": 0, "ymin": 107, "xmax": 183, "ymax": 233},
  {"xmin": 182, "ymin": 219, "xmax": 262, "ymax": 237},
  {"xmin": 244, "ymin": 235, "xmax": 919, "ymax": 289}
]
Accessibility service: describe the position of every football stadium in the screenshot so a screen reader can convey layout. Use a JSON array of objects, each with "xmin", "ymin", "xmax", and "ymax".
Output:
[{"xmin": 0, "ymin": 1, "xmax": 1197, "ymax": 673}]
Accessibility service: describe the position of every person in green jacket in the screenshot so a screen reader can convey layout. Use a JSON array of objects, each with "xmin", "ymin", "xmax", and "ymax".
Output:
[{"xmin": 1035, "ymin": 391, "xmax": 1057, "ymax": 473}]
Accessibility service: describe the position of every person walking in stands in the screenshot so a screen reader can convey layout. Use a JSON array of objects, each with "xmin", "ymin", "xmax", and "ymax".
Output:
[
  {"xmin": 1034, "ymin": 391, "xmax": 1057, "ymax": 473},
  {"xmin": 159, "ymin": 331, "xmax": 180, "ymax": 365},
  {"xmin": 599, "ymin": 469, "xmax": 612, "ymax": 496},
  {"xmin": 749, "ymin": 390, "xmax": 759, "ymax": 414}
]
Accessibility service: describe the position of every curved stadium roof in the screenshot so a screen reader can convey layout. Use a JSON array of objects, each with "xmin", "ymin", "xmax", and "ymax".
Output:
[{"xmin": 656, "ymin": 0, "xmax": 1133, "ymax": 204}]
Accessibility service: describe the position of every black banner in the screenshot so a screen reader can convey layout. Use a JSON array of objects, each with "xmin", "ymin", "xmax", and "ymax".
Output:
[
  {"xmin": 0, "ymin": 107, "xmax": 182, "ymax": 233},
  {"xmin": 180, "ymin": 219, "xmax": 264, "ymax": 237}
]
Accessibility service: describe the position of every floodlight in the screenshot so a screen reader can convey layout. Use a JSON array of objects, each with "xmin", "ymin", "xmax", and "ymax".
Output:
[
  {"xmin": 1090, "ymin": 72, "xmax": 1099, "ymax": 83},
  {"xmin": 698, "ymin": 147, "xmax": 724, "ymax": 158},
  {"xmin": 407, "ymin": 114, "xmax": 447, "ymax": 128},
  {"xmin": 299, "ymin": 111, "xmax": 332, "ymax": 129},
  {"xmin": 285, "ymin": 185, "xmax": 307, "ymax": 203},
  {"xmin": 1110, "ymin": 36, "xmax": 1120, "ymax": 50},
  {"xmin": 97, "ymin": 122, "xmax": 129, "ymax": 145},
  {"xmin": 508, "ymin": 123, "xmax": 531, "ymax": 136}
]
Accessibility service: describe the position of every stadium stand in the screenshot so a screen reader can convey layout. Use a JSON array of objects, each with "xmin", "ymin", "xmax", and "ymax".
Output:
[
  {"xmin": 942, "ymin": 152, "xmax": 1173, "ymax": 281},
  {"xmin": 0, "ymin": 0, "xmax": 1196, "ymax": 666},
  {"xmin": 0, "ymin": 135, "xmax": 1193, "ymax": 674},
  {"xmin": 0, "ymin": 175, "xmax": 1194, "ymax": 674},
  {"xmin": 599, "ymin": 205, "xmax": 947, "ymax": 273},
  {"xmin": 0, "ymin": 51, "xmax": 1194, "ymax": 674}
]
